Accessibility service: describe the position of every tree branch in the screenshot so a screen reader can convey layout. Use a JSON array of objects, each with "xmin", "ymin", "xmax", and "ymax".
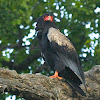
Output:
[
  {"xmin": 0, "ymin": 65, "xmax": 100, "ymax": 100},
  {"xmin": 12, "ymin": 51, "xmax": 41, "ymax": 71},
  {"xmin": 1, "ymin": 51, "xmax": 41, "ymax": 71}
]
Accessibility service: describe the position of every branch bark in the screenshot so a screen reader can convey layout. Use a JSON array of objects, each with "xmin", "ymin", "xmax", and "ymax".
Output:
[{"xmin": 0, "ymin": 65, "xmax": 100, "ymax": 100}]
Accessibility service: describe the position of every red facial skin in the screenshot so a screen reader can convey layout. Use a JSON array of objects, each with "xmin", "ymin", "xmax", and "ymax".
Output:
[{"xmin": 44, "ymin": 16, "xmax": 53, "ymax": 22}]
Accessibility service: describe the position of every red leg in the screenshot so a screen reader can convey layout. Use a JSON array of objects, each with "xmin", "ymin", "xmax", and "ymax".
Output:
[{"xmin": 49, "ymin": 71, "xmax": 62, "ymax": 79}]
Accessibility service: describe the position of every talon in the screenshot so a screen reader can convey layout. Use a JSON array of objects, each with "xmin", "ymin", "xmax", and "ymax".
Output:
[{"xmin": 49, "ymin": 71, "xmax": 62, "ymax": 79}]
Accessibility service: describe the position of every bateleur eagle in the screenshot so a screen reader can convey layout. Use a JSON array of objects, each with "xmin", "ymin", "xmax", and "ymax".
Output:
[{"xmin": 36, "ymin": 13, "xmax": 86, "ymax": 96}]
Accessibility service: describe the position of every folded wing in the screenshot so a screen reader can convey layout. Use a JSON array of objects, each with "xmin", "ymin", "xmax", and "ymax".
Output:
[{"xmin": 47, "ymin": 27, "xmax": 85, "ymax": 85}]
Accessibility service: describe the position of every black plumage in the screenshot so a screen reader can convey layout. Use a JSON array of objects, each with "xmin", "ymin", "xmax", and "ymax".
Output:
[{"xmin": 36, "ymin": 13, "xmax": 86, "ymax": 96}]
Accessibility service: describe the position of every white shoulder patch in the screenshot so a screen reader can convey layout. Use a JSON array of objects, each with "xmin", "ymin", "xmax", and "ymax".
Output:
[
  {"xmin": 47, "ymin": 27, "xmax": 58, "ymax": 42},
  {"xmin": 47, "ymin": 27, "xmax": 76, "ymax": 51}
]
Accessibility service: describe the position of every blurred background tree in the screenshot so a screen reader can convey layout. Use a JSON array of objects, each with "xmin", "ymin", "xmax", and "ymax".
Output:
[{"xmin": 0, "ymin": 0, "xmax": 100, "ymax": 99}]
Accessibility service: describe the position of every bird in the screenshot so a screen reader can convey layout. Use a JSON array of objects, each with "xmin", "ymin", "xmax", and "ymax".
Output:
[{"xmin": 36, "ymin": 13, "xmax": 87, "ymax": 96}]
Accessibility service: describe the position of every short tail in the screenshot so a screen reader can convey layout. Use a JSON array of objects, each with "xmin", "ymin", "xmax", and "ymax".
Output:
[
  {"xmin": 66, "ymin": 79, "xmax": 86, "ymax": 96},
  {"xmin": 59, "ymin": 68, "xmax": 86, "ymax": 96}
]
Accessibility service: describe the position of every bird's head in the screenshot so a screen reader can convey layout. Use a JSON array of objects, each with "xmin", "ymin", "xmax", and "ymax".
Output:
[{"xmin": 36, "ymin": 13, "xmax": 55, "ymax": 31}]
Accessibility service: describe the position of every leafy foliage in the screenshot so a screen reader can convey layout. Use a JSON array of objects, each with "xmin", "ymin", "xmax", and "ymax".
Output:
[{"xmin": 0, "ymin": 0, "xmax": 100, "ymax": 99}]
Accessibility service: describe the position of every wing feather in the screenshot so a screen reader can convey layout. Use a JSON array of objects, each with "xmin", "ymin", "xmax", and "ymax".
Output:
[{"xmin": 47, "ymin": 27, "xmax": 85, "ymax": 84}]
